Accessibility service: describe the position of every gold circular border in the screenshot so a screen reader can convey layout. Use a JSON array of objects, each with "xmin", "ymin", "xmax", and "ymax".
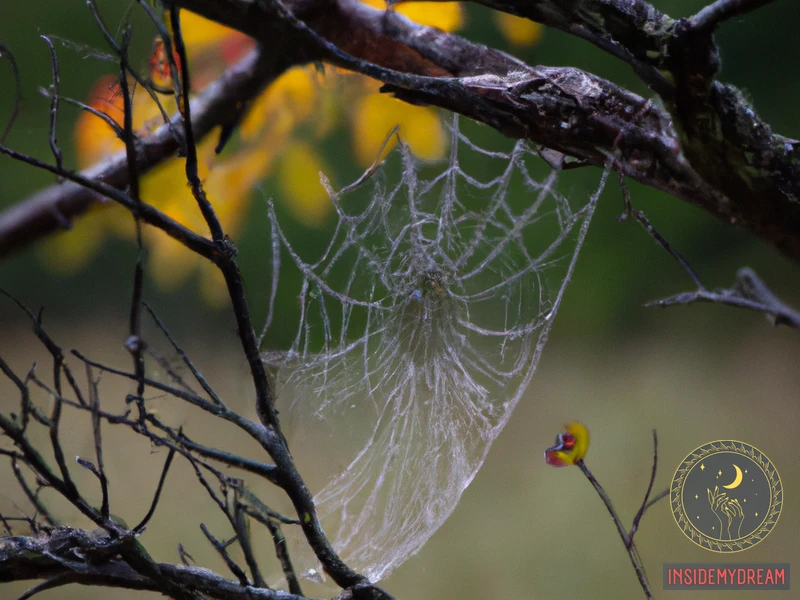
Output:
[{"xmin": 670, "ymin": 440, "xmax": 782, "ymax": 553}]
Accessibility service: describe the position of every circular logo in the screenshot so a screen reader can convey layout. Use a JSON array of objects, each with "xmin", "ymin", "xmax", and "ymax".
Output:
[{"xmin": 670, "ymin": 440, "xmax": 782, "ymax": 553}]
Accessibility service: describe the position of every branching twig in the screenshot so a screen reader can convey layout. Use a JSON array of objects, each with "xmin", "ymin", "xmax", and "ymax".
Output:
[
  {"xmin": 690, "ymin": 0, "xmax": 779, "ymax": 31},
  {"xmin": 0, "ymin": 45, "xmax": 271, "ymax": 258},
  {"xmin": 618, "ymin": 177, "xmax": 800, "ymax": 330},
  {"xmin": 629, "ymin": 431, "xmax": 665, "ymax": 546},
  {"xmin": 576, "ymin": 459, "xmax": 653, "ymax": 599},
  {"xmin": 200, "ymin": 525, "xmax": 250, "ymax": 586},
  {"xmin": 144, "ymin": 301, "xmax": 224, "ymax": 407},
  {"xmin": 647, "ymin": 268, "xmax": 800, "ymax": 330}
]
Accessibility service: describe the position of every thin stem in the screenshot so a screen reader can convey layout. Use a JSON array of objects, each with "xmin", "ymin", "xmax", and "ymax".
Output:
[
  {"xmin": 168, "ymin": 6, "xmax": 225, "ymax": 242},
  {"xmin": 0, "ymin": 43, "xmax": 21, "ymax": 143},
  {"xmin": 40, "ymin": 36, "xmax": 63, "ymax": 177},
  {"xmin": 629, "ymin": 430, "xmax": 658, "ymax": 545},
  {"xmin": 576, "ymin": 459, "xmax": 653, "ymax": 600}
]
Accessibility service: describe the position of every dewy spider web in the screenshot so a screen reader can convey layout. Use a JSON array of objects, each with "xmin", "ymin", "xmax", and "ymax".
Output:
[{"xmin": 262, "ymin": 116, "xmax": 607, "ymax": 582}]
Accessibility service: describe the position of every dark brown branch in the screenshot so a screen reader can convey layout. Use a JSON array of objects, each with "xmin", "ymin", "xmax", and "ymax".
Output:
[
  {"xmin": 0, "ymin": 46, "xmax": 274, "ymax": 258},
  {"xmin": 2, "ymin": 0, "xmax": 798, "ymax": 261},
  {"xmin": 690, "ymin": 0, "xmax": 779, "ymax": 31},
  {"xmin": 0, "ymin": 527, "xmax": 311, "ymax": 600},
  {"xmin": 647, "ymin": 268, "xmax": 800, "ymax": 330},
  {"xmin": 174, "ymin": 0, "xmax": 800, "ymax": 261},
  {"xmin": 169, "ymin": 6, "xmax": 225, "ymax": 243}
]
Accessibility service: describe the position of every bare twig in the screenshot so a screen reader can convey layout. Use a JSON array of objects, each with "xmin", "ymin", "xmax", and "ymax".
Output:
[
  {"xmin": 691, "ymin": 0, "xmax": 779, "ymax": 31},
  {"xmin": 647, "ymin": 268, "xmax": 800, "ymax": 330},
  {"xmin": 200, "ymin": 525, "xmax": 250, "ymax": 586},
  {"xmin": 39, "ymin": 36, "xmax": 63, "ymax": 177},
  {"xmin": 232, "ymin": 503, "xmax": 267, "ymax": 588},
  {"xmin": 629, "ymin": 431, "xmax": 664, "ymax": 546},
  {"xmin": 0, "ymin": 43, "xmax": 21, "ymax": 143},
  {"xmin": 10, "ymin": 459, "xmax": 58, "ymax": 527},
  {"xmin": 241, "ymin": 494, "xmax": 303, "ymax": 595},
  {"xmin": 618, "ymin": 178, "xmax": 800, "ymax": 330},
  {"xmin": 134, "ymin": 447, "xmax": 176, "ymax": 534},
  {"xmin": 144, "ymin": 302, "xmax": 224, "ymax": 407},
  {"xmin": 15, "ymin": 575, "xmax": 73, "ymax": 600},
  {"xmin": 168, "ymin": 6, "xmax": 224, "ymax": 242}
]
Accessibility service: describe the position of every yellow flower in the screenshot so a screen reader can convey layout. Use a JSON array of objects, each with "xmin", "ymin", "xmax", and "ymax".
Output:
[
  {"xmin": 544, "ymin": 422, "xmax": 590, "ymax": 467},
  {"xmin": 351, "ymin": 82, "xmax": 446, "ymax": 165}
]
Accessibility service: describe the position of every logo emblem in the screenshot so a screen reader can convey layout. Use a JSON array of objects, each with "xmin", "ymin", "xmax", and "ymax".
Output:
[{"xmin": 671, "ymin": 440, "xmax": 782, "ymax": 552}]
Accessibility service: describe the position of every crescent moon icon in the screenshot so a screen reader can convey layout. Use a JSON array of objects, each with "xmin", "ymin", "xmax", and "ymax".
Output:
[{"xmin": 723, "ymin": 464, "xmax": 743, "ymax": 489}]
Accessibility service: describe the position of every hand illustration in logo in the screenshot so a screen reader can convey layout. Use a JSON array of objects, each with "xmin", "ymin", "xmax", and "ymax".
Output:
[
  {"xmin": 722, "ymin": 498, "xmax": 745, "ymax": 540},
  {"xmin": 708, "ymin": 486, "xmax": 744, "ymax": 540},
  {"xmin": 708, "ymin": 486, "xmax": 729, "ymax": 537}
]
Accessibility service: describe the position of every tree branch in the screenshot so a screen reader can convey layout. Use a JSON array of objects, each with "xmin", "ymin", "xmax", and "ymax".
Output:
[
  {"xmin": 174, "ymin": 0, "xmax": 800, "ymax": 260},
  {"xmin": 0, "ymin": 45, "xmax": 278, "ymax": 258},
  {"xmin": 0, "ymin": 527, "xmax": 309, "ymax": 600},
  {"xmin": 2, "ymin": 0, "xmax": 798, "ymax": 261}
]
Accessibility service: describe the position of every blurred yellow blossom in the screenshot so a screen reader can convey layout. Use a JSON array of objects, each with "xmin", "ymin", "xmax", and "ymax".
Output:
[
  {"xmin": 360, "ymin": 1, "xmax": 463, "ymax": 30},
  {"xmin": 493, "ymin": 13, "xmax": 544, "ymax": 47},
  {"xmin": 277, "ymin": 142, "xmax": 332, "ymax": 228},
  {"xmin": 351, "ymin": 81, "xmax": 446, "ymax": 165}
]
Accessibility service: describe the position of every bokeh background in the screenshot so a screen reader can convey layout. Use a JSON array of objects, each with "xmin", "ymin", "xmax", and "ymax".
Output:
[{"xmin": 1, "ymin": 1, "xmax": 798, "ymax": 599}]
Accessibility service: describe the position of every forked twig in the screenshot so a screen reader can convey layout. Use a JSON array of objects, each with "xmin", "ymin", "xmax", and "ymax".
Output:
[
  {"xmin": 617, "ymin": 175, "xmax": 800, "ymax": 330},
  {"xmin": 575, "ymin": 429, "xmax": 669, "ymax": 600}
]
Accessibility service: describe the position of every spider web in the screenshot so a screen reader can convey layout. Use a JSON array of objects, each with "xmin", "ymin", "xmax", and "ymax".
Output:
[{"xmin": 261, "ymin": 117, "xmax": 608, "ymax": 582}]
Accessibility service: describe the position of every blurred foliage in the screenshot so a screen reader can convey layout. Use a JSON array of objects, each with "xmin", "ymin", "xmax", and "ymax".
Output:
[{"xmin": 1, "ymin": 0, "xmax": 799, "ymax": 344}]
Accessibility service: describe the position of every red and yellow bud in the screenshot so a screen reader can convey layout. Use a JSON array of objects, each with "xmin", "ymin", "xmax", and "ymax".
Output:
[{"xmin": 544, "ymin": 422, "xmax": 590, "ymax": 467}]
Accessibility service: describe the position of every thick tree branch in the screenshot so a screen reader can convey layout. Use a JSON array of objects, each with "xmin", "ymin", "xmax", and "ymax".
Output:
[
  {"xmin": 173, "ymin": 0, "xmax": 800, "ymax": 259},
  {"xmin": 1, "ymin": 0, "xmax": 798, "ymax": 261},
  {"xmin": 0, "ymin": 527, "xmax": 310, "ymax": 600}
]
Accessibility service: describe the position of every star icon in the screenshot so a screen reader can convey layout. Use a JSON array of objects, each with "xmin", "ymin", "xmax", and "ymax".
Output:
[{"xmin": 700, "ymin": 464, "xmax": 705, "ymax": 471}]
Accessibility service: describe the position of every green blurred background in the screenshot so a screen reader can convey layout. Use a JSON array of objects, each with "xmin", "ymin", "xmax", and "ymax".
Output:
[{"xmin": 1, "ymin": 1, "xmax": 798, "ymax": 599}]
